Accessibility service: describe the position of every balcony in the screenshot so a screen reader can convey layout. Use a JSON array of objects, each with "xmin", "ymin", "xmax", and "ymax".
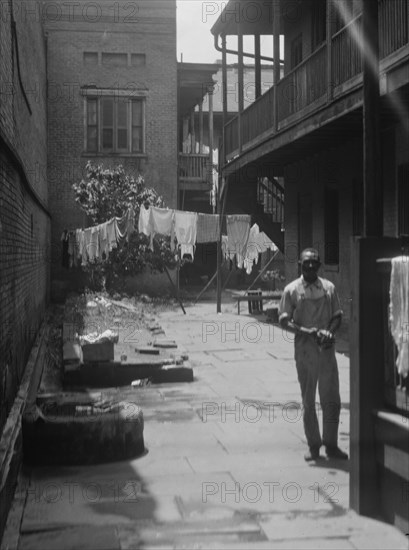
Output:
[
  {"xmin": 223, "ymin": 0, "xmax": 408, "ymax": 163},
  {"xmin": 178, "ymin": 153, "xmax": 212, "ymax": 190}
]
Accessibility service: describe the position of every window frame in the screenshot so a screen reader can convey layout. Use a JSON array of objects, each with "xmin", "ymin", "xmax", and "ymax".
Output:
[{"xmin": 82, "ymin": 88, "xmax": 147, "ymax": 155}]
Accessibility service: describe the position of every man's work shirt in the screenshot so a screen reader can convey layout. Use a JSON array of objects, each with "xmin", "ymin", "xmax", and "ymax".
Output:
[{"xmin": 278, "ymin": 276, "xmax": 343, "ymax": 360}]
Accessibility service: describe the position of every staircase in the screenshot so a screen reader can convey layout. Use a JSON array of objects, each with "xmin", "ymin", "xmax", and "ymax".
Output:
[{"xmin": 254, "ymin": 177, "xmax": 285, "ymax": 252}]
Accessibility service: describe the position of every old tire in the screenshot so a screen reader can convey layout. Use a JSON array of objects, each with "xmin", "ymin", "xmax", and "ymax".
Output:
[{"xmin": 23, "ymin": 399, "xmax": 144, "ymax": 466}]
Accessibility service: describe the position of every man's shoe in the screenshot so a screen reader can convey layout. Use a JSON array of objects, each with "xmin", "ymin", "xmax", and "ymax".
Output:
[
  {"xmin": 304, "ymin": 447, "xmax": 320, "ymax": 462},
  {"xmin": 325, "ymin": 446, "xmax": 348, "ymax": 460}
]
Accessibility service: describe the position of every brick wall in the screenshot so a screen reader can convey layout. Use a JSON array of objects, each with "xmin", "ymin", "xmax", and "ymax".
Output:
[
  {"xmin": 0, "ymin": 3, "xmax": 49, "ymax": 538},
  {"xmin": 42, "ymin": 0, "xmax": 178, "ymax": 281}
]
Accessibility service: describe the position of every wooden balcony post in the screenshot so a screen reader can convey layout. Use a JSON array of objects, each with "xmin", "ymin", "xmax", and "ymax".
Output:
[
  {"xmin": 273, "ymin": 0, "xmax": 281, "ymax": 132},
  {"xmin": 222, "ymin": 34, "xmax": 228, "ymax": 128},
  {"xmin": 238, "ymin": 21, "xmax": 244, "ymax": 153},
  {"xmin": 190, "ymin": 110, "xmax": 195, "ymax": 154},
  {"xmin": 199, "ymin": 100, "xmax": 203, "ymax": 154},
  {"xmin": 326, "ymin": 0, "xmax": 333, "ymax": 102},
  {"xmin": 362, "ymin": 0, "xmax": 382, "ymax": 237},
  {"xmin": 255, "ymin": 34, "xmax": 261, "ymax": 99},
  {"xmin": 208, "ymin": 86, "xmax": 214, "ymax": 187}
]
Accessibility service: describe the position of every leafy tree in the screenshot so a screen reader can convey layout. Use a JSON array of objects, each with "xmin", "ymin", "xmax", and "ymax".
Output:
[{"xmin": 72, "ymin": 161, "xmax": 177, "ymax": 290}]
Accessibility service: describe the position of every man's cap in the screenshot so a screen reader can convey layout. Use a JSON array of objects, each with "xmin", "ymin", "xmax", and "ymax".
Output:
[{"xmin": 300, "ymin": 248, "xmax": 321, "ymax": 264}]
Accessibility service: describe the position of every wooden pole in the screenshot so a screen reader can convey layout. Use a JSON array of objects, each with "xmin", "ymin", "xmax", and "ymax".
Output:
[
  {"xmin": 194, "ymin": 270, "xmax": 217, "ymax": 305},
  {"xmin": 222, "ymin": 34, "xmax": 227, "ymax": 127},
  {"xmin": 238, "ymin": 21, "xmax": 244, "ymax": 153},
  {"xmin": 208, "ymin": 87, "xmax": 214, "ymax": 188},
  {"xmin": 326, "ymin": 0, "xmax": 333, "ymax": 102},
  {"xmin": 245, "ymin": 249, "xmax": 279, "ymax": 293},
  {"xmin": 273, "ymin": 0, "xmax": 281, "ymax": 131},
  {"xmin": 362, "ymin": 0, "xmax": 382, "ymax": 236},
  {"xmin": 255, "ymin": 34, "xmax": 261, "ymax": 99},
  {"xmin": 199, "ymin": 100, "xmax": 204, "ymax": 154},
  {"xmin": 164, "ymin": 265, "xmax": 186, "ymax": 314},
  {"xmin": 217, "ymin": 177, "xmax": 228, "ymax": 313}
]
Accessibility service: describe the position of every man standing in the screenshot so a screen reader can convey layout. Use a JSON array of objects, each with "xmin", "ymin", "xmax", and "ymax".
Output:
[{"xmin": 278, "ymin": 248, "xmax": 348, "ymax": 462}]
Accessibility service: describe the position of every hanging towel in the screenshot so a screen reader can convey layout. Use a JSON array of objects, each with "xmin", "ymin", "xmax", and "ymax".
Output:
[
  {"xmin": 243, "ymin": 224, "xmax": 262, "ymax": 274},
  {"xmin": 226, "ymin": 215, "xmax": 251, "ymax": 269},
  {"xmin": 174, "ymin": 211, "xmax": 198, "ymax": 259},
  {"xmin": 138, "ymin": 205, "xmax": 152, "ymax": 237},
  {"xmin": 76, "ymin": 229, "xmax": 86, "ymax": 265},
  {"xmin": 83, "ymin": 226, "xmax": 99, "ymax": 262},
  {"xmin": 389, "ymin": 256, "xmax": 409, "ymax": 378},
  {"xmin": 98, "ymin": 222, "xmax": 109, "ymax": 259},
  {"xmin": 150, "ymin": 207, "xmax": 175, "ymax": 250},
  {"xmin": 197, "ymin": 213, "xmax": 220, "ymax": 243},
  {"xmin": 67, "ymin": 231, "xmax": 79, "ymax": 267},
  {"xmin": 106, "ymin": 219, "xmax": 118, "ymax": 253},
  {"xmin": 116, "ymin": 207, "xmax": 135, "ymax": 243}
]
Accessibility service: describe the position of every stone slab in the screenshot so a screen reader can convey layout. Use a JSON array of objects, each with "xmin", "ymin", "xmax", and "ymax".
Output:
[{"xmin": 18, "ymin": 526, "xmax": 120, "ymax": 550}]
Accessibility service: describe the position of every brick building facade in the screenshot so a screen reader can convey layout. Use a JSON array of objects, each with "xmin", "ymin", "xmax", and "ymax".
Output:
[
  {"xmin": 0, "ymin": 1, "xmax": 50, "ymax": 535},
  {"xmin": 42, "ymin": 0, "xmax": 178, "ymax": 283}
]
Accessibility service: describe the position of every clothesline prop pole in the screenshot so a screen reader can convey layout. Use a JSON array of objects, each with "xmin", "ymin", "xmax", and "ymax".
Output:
[
  {"xmin": 194, "ymin": 270, "xmax": 217, "ymax": 305},
  {"xmin": 164, "ymin": 265, "xmax": 186, "ymax": 314},
  {"xmin": 217, "ymin": 178, "xmax": 229, "ymax": 313},
  {"xmin": 244, "ymin": 249, "xmax": 279, "ymax": 294},
  {"xmin": 222, "ymin": 267, "xmax": 233, "ymax": 291}
]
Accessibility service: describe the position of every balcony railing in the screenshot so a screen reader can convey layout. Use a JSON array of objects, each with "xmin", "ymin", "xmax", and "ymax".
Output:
[
  {"xmin": 379, "ymin": 0, "xmax": 408, "ymax": 58},
  {"xmin": 179, "ymin": 153, "xmax": 210, "ymax": 183},
  {"xmin": 242, "ymin": 86, "xmax": 275, "ymax": 145},
  {"xmin": 225, "ymin": 116, "xmax": 239, "ymax": 158},
  {"xmin": 332, "ymin": 15, "xmax": 363, "ymax": 87},
  {"xmin": 222, "ymin": 0, "xmax": 408, "ymax": 162},
  {"xmin": 277, "ymin": 43, "xmax": 327, "ymax": 122}
]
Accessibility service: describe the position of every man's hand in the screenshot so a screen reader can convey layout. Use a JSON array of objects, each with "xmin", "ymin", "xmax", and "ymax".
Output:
[{"xmin": 316, "ymin": 329, "xmax": 335, "ymax": 347}]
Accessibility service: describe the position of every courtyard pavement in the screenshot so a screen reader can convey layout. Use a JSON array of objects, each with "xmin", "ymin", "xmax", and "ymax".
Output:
[{"xmin": 2, "ymin": 294, "xmax": 408, "ymax": 550}]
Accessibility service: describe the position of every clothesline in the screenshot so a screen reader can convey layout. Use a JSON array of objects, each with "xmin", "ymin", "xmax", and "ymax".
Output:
[
  {"xmin": 138, "ymin": 205, "xmax": 278, "ymax": 274},
  {"xmin": 61, "ymin": 207, "xmax": 135, "ymax": 268},
  {"xmin": 62, "ymin": 204, "xmax": 278, "ymax": 276}
]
